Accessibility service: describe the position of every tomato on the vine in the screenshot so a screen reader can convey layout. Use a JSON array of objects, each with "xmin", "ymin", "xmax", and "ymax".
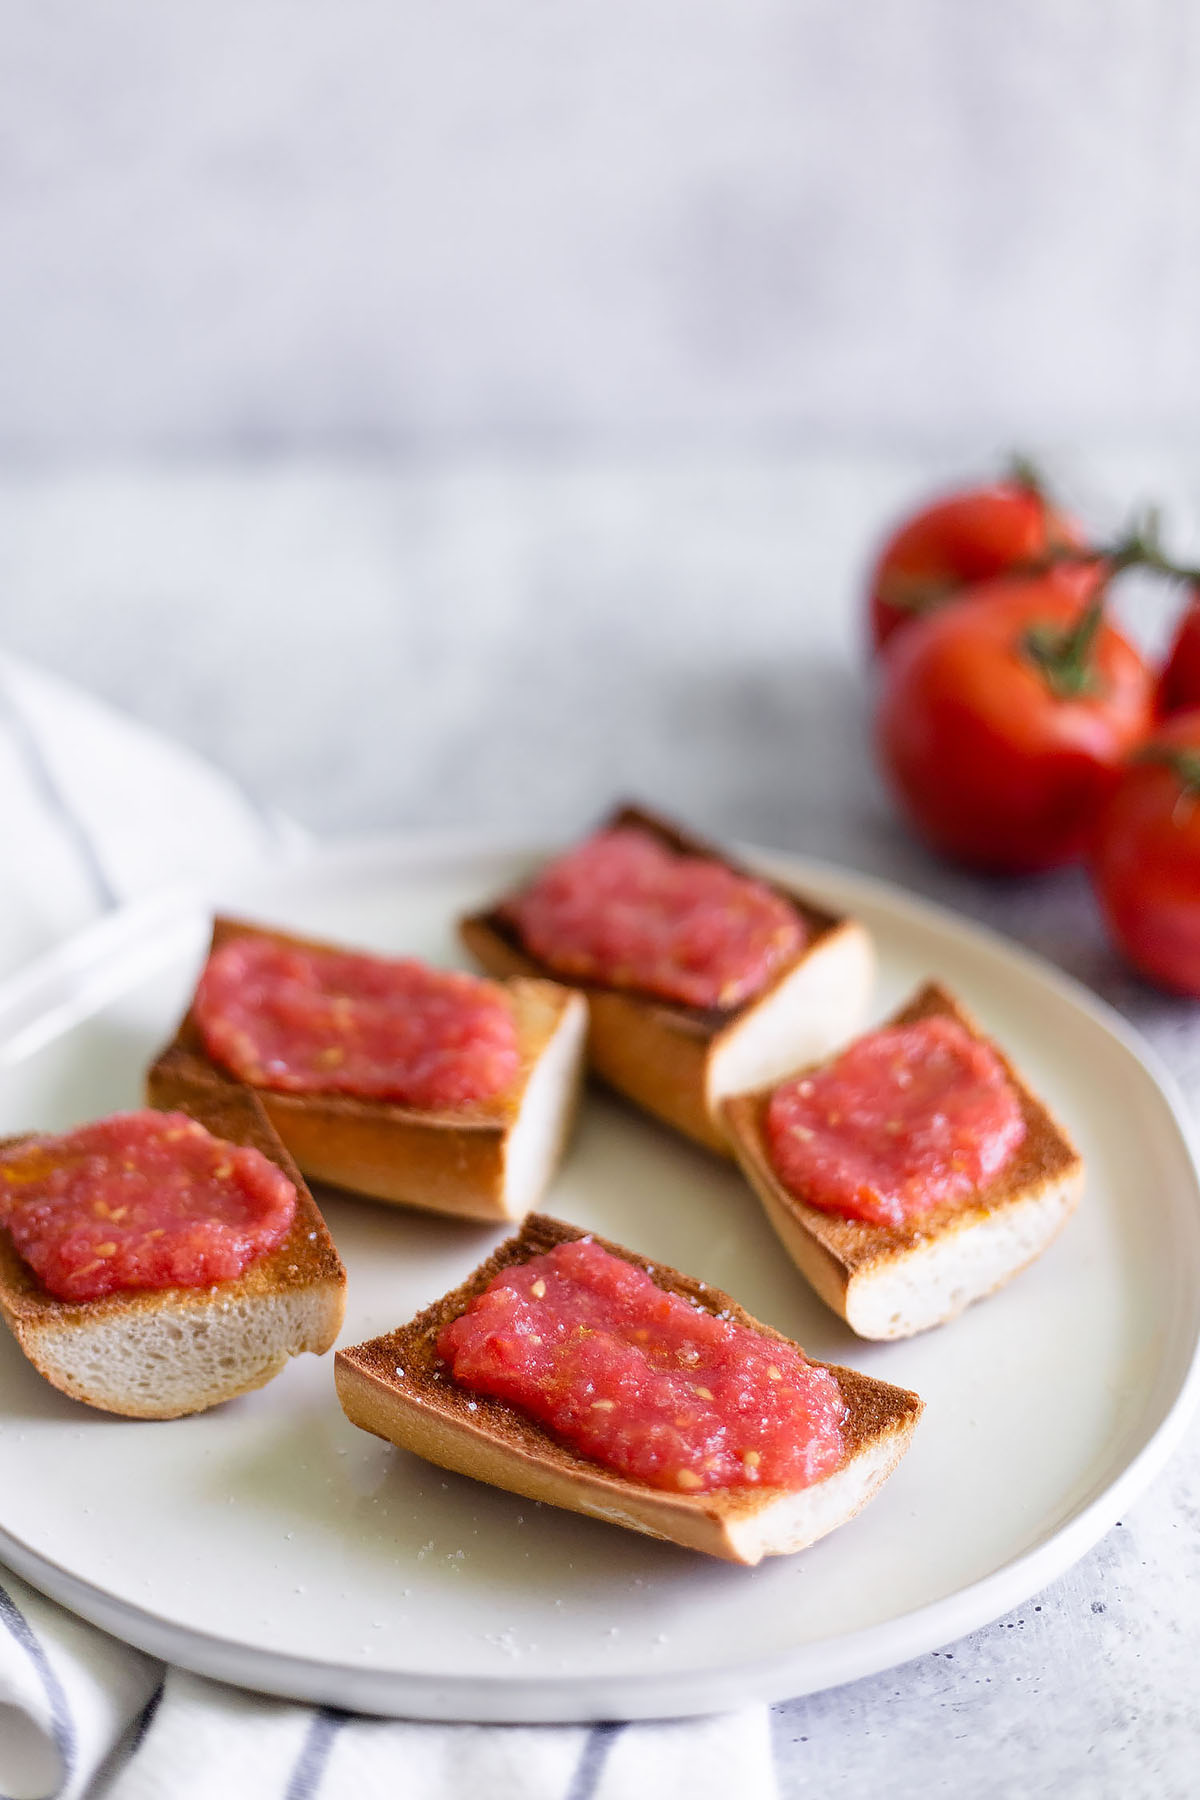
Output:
[
  {"xmin": 868, "ymin": 475, "xmax": 1087, "ymax": 654},
  {"xmin": 1156, "ymin": 590, "xmax": 1200, "ymax": 719},
  {"xmin": 875, "ymin": 568, "xmax": 1153, "ymax": 873},
  {"xmin": 1091, "ymin": 714, "xmax": 1200, "ymax": 995}
]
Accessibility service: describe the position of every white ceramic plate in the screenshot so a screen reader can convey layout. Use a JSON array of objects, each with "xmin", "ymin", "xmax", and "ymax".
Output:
[{"xmin": 1, "ymin": 834, "xmax": 1199, "ymax": 1722}]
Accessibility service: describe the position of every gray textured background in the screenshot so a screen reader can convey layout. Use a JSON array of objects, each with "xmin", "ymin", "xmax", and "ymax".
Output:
[
  {"xmin": 3, "ymin": 0, "xmax": 1200, "ymax": 454},
  {"xmin": 0, "ymin": 447, "xmax": 1193, "ymax": 840}
]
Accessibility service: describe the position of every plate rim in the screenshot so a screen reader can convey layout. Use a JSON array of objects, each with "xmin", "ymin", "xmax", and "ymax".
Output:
[{"xmin": 2, "ymin": 827, "xmax": 1199, "ymax": 1721}]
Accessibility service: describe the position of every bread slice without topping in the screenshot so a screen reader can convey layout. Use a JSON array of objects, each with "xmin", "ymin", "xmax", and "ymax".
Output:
[
  {"xmin": 0, "ymin": 1078, "xmax": 346, "ymax": 1419},
  {"xmin": 722, "ymin": 982, "xmax": 1085, "ymax": 1341},
  {"xmin": 459, "ymin": 802, "xmax": 875, "ymax": 1156},
  {"xmin": 147, "ymin": 916, "xmax": 589, "ymax": 1223},
  {"xmin": 334, "ymin": 1213, "xmax": 923, "ymax": 1566}
]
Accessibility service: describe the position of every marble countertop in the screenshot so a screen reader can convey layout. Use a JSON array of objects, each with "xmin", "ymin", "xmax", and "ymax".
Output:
[{"xmin": 1, "ymin": 447, "xmax": 1198, "ymax": 1794}]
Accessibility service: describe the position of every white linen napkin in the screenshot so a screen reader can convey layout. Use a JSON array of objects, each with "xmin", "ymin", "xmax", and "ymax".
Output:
[{"xmin": 0, "ymin": 651, "xmax": 779, "ymax": 1800}]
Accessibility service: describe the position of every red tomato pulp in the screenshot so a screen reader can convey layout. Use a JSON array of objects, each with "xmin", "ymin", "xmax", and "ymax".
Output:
[
  {"xmin": 765, "ymin": 1015, "xmax": 1025, "ymax": 1229},
  {"xmin": 504, "ymin": 826, "xmax": 804, "ymax": 1010},
  {"xmin": 195, "ymin": 936, "xmax": 520, "ymax": 1111},
  {"xmin": 0, "ymin": 1111, "xmax": 296, "ymax": 1302},
  {"xmin": 438, "ymin": 1238, "xmax": 847, "ymax": 1493}
]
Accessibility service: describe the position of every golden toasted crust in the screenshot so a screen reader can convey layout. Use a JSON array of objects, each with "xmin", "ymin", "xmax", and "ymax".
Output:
[
  {"xmin": 722, "ymin": 982, "xmax": 1085, "ymax": 1335},
  {"xmin": 146, "ymin": 915, "xmax": 585, "ymax": 1221},
  {"xmin": 459, "ymin": 801, "xmax": 867, "ymax": 1153},
  {"xmin": 0, "ymin": 1082, "xmax": 344, "ymax": 1337},
  {"xmin": 0, "ymin": 1076, "xmax": 347, "ymax": 1418},
  {"xmin": 335, "ymin": 1214, "xmax": 923, "ymax": 1564}
]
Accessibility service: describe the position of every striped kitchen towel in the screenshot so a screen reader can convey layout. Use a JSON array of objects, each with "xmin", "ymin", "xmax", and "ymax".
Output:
[{"xmin": 0, "ymin": 651, "xmax": 779, "ymax": 1800}]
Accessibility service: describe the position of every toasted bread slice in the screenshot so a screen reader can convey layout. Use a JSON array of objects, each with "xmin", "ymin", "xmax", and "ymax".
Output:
[
  {"xmin": 459, "ymin": 803, "xmax": 874, "ymax": 1156},
  {"xmin": 0, "ymin": 1079, "xmax": 346, "ymax": 1419},
  {"xmin": 147, "ymin": 916, "xmax": 588, "ymax": 1224},
  {"xmin": 722, "ymin": 982, "xmax": 1084, "ymax": 1341},
  {"xmin": 335, "ymin": 1214, "xmax": 922, "ymax": 1565}
]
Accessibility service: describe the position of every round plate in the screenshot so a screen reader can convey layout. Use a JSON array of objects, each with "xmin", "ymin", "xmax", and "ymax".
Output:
[{"xmin": 1, "ymin": 834, "xmax": 1199, "ymax": 1721}]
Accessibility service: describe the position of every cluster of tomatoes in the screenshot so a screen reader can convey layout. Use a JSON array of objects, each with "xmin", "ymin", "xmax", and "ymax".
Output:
[{"xmin": 867, "ymin": 468, "xmax": 1200, "ymax": 997}]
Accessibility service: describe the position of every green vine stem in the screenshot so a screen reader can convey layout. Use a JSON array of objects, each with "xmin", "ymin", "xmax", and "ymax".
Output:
[
  {"xmin": 1133, "ymin": 742, "xmax": 1200, "ymax": 797},
  {"xmin": 1019, "ymin": 508, "xmax": 1200, "ymax": 701},
  {"xmin": 1007, "ymin": 453, "xmax": 1049, "ymax": 501},
  {"xmin": 1022, "ymin": 596, "xmax": 1108, "ymax": 700},
  {"xmin": 882, "ymin": 493, "xmax": 1200, "ymax": 617}
]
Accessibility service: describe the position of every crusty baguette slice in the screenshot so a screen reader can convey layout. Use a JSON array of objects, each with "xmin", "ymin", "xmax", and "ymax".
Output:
[
  {"xmin": 459, "ymin": 802, "xmax": 875, "ymax": 1156},
  {"xmin": 0, "ymin": 1079, "xmax": 346, "ymax": 1420},
  {"xmin": 722, "ymin": 982, "xmax": 1085, "ymax": 1341},
  {"xmin": 147, "ymin": 916, "xmax": 588, "ymax": 1223},
  {"xmin": 335, "ymin": 1213, "xmax": 922, "ymax": 1566}
]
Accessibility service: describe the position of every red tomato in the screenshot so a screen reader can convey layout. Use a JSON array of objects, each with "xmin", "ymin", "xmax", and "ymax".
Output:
[
  {"xmin": 1091, "ymin": 714, "xmax": 1200, "ymax": 995},
  {"xmin": 868, "ymin": 478, "xmax": 1088, "ymax": 653},
  {"xmin": 1156, "ymin": 591, "xmax": 1200, "ymax": 719},
  {"xmin": 876, "ymin": 570, "xmax": 1154, "ymax": 873}
]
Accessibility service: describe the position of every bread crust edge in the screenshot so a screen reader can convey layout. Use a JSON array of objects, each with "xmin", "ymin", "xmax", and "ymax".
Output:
[
  {"xmin": 335, "ymin": 1213, "xmax": 923, "ymax": 1564},
  {"xmin": 722, "ymin": 981, "xmax": 1085, "ymax": 1339},
  {"xmin": 0, "ymin": 1080, "xmax": 347, "ymax": 1418},
  {"xmin": 147, "ymin": 915, "xmax": 588, "ymax": 1222},
  {"xmin": 459, "ymin": 801, "xmax": 873, "ymax": 1155}
]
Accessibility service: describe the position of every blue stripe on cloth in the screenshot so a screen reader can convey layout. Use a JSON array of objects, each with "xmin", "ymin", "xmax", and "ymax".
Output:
[
  {"xmin": 563, "ymin": 1723, "xmax": 626, "ymax": 1800},
  {"xmin": 78, "ymin": 1672, "xmax": 166, "ymax": 1798},
  {"xmin": 122, "ymin": 1674, "xmax": 166, "ymax": 1761},
  {"xmin": 0, "ymin": 1580, "xmax": 77, "ymax": 1798},
  {"xmin": 0, "ymin": 674, "xmax": 118, "ymax": 910},
  {"xmin": 282, "ymin": 1708, "xmax": 347, "ymax": 1800}
]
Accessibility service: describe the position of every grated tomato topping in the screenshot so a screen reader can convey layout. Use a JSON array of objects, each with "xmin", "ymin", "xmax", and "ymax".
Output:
[
  {"xmin": 503, "ymin": 826, "xmax": 805, "ymax": 1009},
  {"xmin": 0, "ymin": 1110, "xmax": 297, "ymax": 1302},
  {"xmin": 438, "ymin": 1239, "xmax": 846, "ymax": 1493},
  {"xmin": 194, "ymin": 936, "xmax": 521, "ymax": 1111},
  {"xmin": 765, "ymin": 1015, "xmax": 1026, "ymax": 1228}
]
